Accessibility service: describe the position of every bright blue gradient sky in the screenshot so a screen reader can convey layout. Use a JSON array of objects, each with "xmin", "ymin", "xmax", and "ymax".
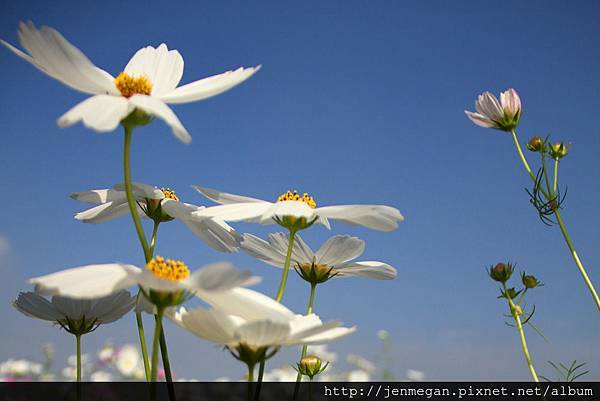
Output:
[{"xmin": 1, "ymin": 1, "xmax": 599, "ymax": 380}]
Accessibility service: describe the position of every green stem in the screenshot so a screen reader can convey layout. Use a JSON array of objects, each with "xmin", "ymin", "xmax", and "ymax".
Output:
[
  {"xmin": 247, "ymin": 363, "xmax": 255, "ymax": 401},
  {"xmin": 136, "ymin": 294, "xmax": 151, "ymax": 382},
  {"xmin": 151, "ymin": 308, "xmax": 164, "ymax": 381},
  {"xmin": 511, "ymin": 130, "xmax": 600, "ymax": 311},
  {"xmin": 253, "ymin": 360, "xmax": 265, "ymax": 401},
  {"xmin": 553, "ymin": 158, "xmax": 559, "ymax": 194},
  {"xmin": 149, "ymin": 221, "xmax": 159, "ymax": 256},
  {"xmin": 554, "ymin": 210, "xmax": 600, "ymax": 310},
  {"xmin": 540, "ymin": 154, "xmax": 553, "ymax": 197},
  {"xmin": 158, "ymin": 319, "xmax": 176, "ymax": 400},
  {"xmin": 275, "ymin": 229, "xmax": 297, "ymax": 302},
  {"xmin": 123, "ymin": 124, "xmax": 153, "ymax": 380},
  {"xmin": 76, "ymin": 334, "xmax": 81, "ymax": 382},
  {"xmin": 504, "ymin": 284, "xmax": 538, "ymax": 382},
  {"xmin": 295, "ymin": 283, "xmax": 317, "ymax": 384}
]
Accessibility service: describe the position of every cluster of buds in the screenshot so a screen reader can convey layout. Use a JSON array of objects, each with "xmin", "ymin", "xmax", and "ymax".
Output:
[
  {"xmin": 526, "ymin": 136, "xmax": 570, "ymax": 160},
  {"xmin": 295, "ymin": 355, "xmax": 329, "ymax": 380},
  {"xmin": 488, "ymin": 262, "xmax": 542, "ymax": 302}
]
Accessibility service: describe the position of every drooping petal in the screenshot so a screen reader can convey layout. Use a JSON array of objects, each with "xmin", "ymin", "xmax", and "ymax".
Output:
[
  {"xmin": 286, "ymin": 315, "xmax": 354, "ymax": 345},
  {"xmin": 70, "ymin": 189, "xmax": 127, "ymax": 205},
  {"xmin": 169, "ymin": 307, "xmax": 235, "ymax": 344},
  {"xmin": 334, "ymin": 261, "xmax": 397, "ymax": 280},
  {"xmin": 51, "ymin": 296, "xmax": 93, "ymax": 319},
  {"xmin": 30, "ymin": 264, "xmax": 141, "ymax": 299},
  {"xmin": 74, "ymin": 201, "xmax": 140, "ymax": 224},
  {"xmin": 475, "ymin": 92, "xmax": 503, "ymax": 120},
  {"xmin": 2, "ymin": 22, "xmax": 117, "ymax": 95},
  {"xmin": 13, "ymin": 292, "xmax": 63, "ymax": 321},
  {"xmin": 162, "ymin": 200, "xmax": 242, "ymax": 252},
  {"xmin": 464, "ymin": 110, "xmax": 498, "ymax": 129},
  {"xmin": 316, "ymin": 205, "xmax": 403, "ymax": 232},
  {"xmin": 113, "ymin": 182, "xmax": 164, "ymax": 200},
  {"xmin": 184, "ymin": 262, "xmax": 260, "ymax": 293},
  {"xmin": 58, "ymin": 95, "xmax": 134, "ymax": 132},
  {"xmin": 89, "ymin": 291, "xmax": 136, "ymax": 323},
  {"xmin": 192, "ymin": 186, "xmax": 265, "ymax": 205},
  {"xmin": 198, "ymin": 287, "xmax": 295, "ymax": 322},
  {"xmin": 158, "ymin": 66, "xmax": 261, "ymax": 104},
  {"xmin": 240, "ymin": 234, "xmax": 288, "ymax": 267},
  {"xmin": 124, "ymin": 44, "xmax": 184, "ymax": 96},
  {"xmin": 233, "ymin": 320, "xmax": 291, "ymax": 348},
  {"xmin": 315, "ymin": 235, "xmax": 365, "ymax": 266},
  {"xmin": 128, "ymin": 95, "xmax": 191, "ymax": 143},
  {"xmin": 295, "ymin": 326, "xmax": 356, "ymax": 345}
]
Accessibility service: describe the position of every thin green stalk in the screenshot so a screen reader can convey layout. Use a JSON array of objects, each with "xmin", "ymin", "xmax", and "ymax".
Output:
[
  {"xmin": 504, "ymin": 284, "xmax": 538, "ymax": 382},
  {"xmin": 554, "ymin": 210, "xmax": 600, "ymax": 310},
  {"xmin": 295, "ymin": 283, "xmax": 317, "ymax": 384},
  {"xmin": 511, "ymin": 130, "xmax": 600, "ymax": 311},
  {"xmin": 123, "ymin": 125, "xmax": 151, "ymax": 261},
  {"xmin": 123, "ymin": 125, "xmax": 152, "ymax": 379},
  {"xmin": 158, "ymin": 321, "xmax": 176, "ymax": 400},
  {"xmin": 553, "ymin": 158, "xmax": 559, "ymax": 194},
  {"xmin": 151, "ymin": 308, "xmax": 164, "ymax": 381},
  {"xmin": 149, "ymin": 221, "xmax": 160, "ymax": 256},
  {"xmin": 136, "ymin": 294, "xmax": 151, "ymax": 381},
  {"xmin": 275, "ymin": 229, "xmax": 297, "ymax": 302},
  {"xmin": 253, "ymin": 361, "xmax": 265, "ymax": 401},
  {"xmin": 247, "ymin": 363, "xmax": 255, "ymax": 401},
  {"xmin": 76, "ymin": 334, "xmax": 81, "ymax": 382},
  {"xmin": 540, "ymin": 154, "xmax": 553, "ymax": 197}
]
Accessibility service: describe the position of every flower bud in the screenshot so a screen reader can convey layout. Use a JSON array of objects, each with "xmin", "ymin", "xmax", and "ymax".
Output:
[
  {"xmin": 521, "ymin": 272, "xmax": 542, "ymax": 289},
  {"xmin": 526, "ymin": 136, "xmax": 543, "ymax": 152},
  {"xmin": 297, "ymin": 355, "xmax": 328, "ymax": 379},
  {"xmin": 488, "ymin": 262, "xmax": 513, "ymax": 283},
  {"xmin": 549, "ymin": 142, "xmax": 570, "ymax": 159}
]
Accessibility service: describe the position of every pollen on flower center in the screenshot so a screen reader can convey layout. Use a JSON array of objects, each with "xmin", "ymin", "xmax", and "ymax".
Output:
[
  {"xmin": 160, "ymin": 187, "xmax": 179, "ymax": 202},
  {"xmin": 146, "ymin": 256, "xmax": 190, "ymax": 282},
  {"xmin": 277, "ymin": 190, "xmax": 316, "ymax": 209},
  {"xmin": 114, "ymin": 72, "xmax": 153, "ymax": 97}
]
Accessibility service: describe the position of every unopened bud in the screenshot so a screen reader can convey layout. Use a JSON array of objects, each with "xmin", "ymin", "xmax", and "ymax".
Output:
[
  {"xmin": 297, "ymin": 355, "xmax": 328, "ymax": 379},
  {"xmin": 526, "ymin": 136, "xmax": 543, "ymax": 152},
  {"xmin": 549, "ymin": 142, "xmax": 570, "ymax": 159},
  {"xmin": 489, "ymin": 262, "xmax": 513, "ymax": 283},
  {"xmin": 521, "ymin": 272, "xmax": 542, "ymax": 289}
]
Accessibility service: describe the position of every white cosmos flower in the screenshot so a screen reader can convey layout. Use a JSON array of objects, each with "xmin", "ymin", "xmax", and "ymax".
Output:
[
  {"xmin": 71, "ymin": 182, "xmax": 241, "ymax": 252},
  {"xmin": 29, "ymin": 258, "xmax": 259, "ymax": 301},
  {"xmin": 1, "ymin": 21, "xmax": 260, "ymax": 143},
  {"xmin": 191, "ymin": 186, "xmax": 404, "ymax": 232},
  {"xmin": 114, "ymin": 345, "xmax": 143, "ymax": 378},
  {"xmin": 242, "ymin": 233, "xmax": 397, "ymax": 280},
  {"xmin": 0, "ymin": 359, "xmax": 43, "ymax": 379},
  {"xmin": 169, "ymin": 287, "xmax": 355, "ymax": 349},
  {"xmin": 464, "ymin": 88, "xmax": 521, "ymax": 132},
  {"xmin": 13, "ymin": 291, "xmax": 135, "ymax": 330}
]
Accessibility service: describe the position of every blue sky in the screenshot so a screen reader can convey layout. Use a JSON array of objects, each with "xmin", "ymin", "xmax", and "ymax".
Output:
[{"xmin": 1, "ymin": 0, "xmax": 599, "ymax": 380}]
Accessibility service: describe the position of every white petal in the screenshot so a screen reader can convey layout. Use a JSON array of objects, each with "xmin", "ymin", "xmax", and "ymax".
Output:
[
  {"xmin": 184, "ymin": 262, "xmax": 259, "ymax": 293},
  {"xmin": 89, "ymin": 291, "xmax": 136, "ymax": 323},
  {"xmin": 2, "ymin": 22, "xmax": 117, "ymax": 95},
  {"xmin": 315, "ymin": 235, "xmax": 364, "ymax": 266},
  {"xmin": 113, "ymin": 182, "xmax": 164, "ymax": 200},
  {"xmin": 198, "ymin": 287, "xmax": 295, "ymax": 322},
  {"xmin": 169, "ymin": 307, "xmax": 235, "ymax": 345},
  {"xmin": 124, "ymin": 43, "xmax": 184, "ymax": 95},
  {"xmin": 158, "ymin": 66, "xmax": 261, "ymax": 104},
  {"xmin": 70, "ymin": 189, "xmax": 127, "ymax": 204},
  {"xmin": 476, "ymin": 92, "xmax": 503, "ymax": 120},
  {"xmin": 316, "ymin": 205, "xmax": 404, "ymax": 232},
  {"xmin": 13, "ymin": 292, "xmax": 63, "ymax": 321},
  {"xmin": 128, "ymin": 95, "xmax": 190, "ymax": 143},
  {"xmin": 192, "ymin": 185, "xmax": 265, "ymax": 205},
  {"xmin": 242, "ymin": 233, "xmax": 315, "ymax": 268},
  {"xmin": 259, "ymin": 201, "xmax": 316, "ymax": 224},
  {"xmin": 193, "ymin": 202, "xmax": 273, "ymax": 223},
  {"xmin": 240, "ymin": 234, "xmax": 288, "ymax": 267},
  {"xmin": 181, "ymin": 218, "xmax": 242, "ymax": 253},
  {"xmin": 233, "ymin": 320, "xmax": 290, "ymax": 348},
  {"xmin": 51, "ymin": 296, "xmax": 93, "ymax": 319},
  {"xmin": 74, "ymin": 201, "xmax": 139, "ymax": 224},
  {"xmin": 464, "ymin": 110, "xmax": 498, "ymax": 129},
  {"xmin": 296, "ymin": 326, "xmax": 356, "ymax": 345},
  {"xmin": 334, "ymin": 261, "xmax": 397, "ymax": 280},
  {"xmin": 58, "ymin": 95, "xmax": 134, "ymax": 132},
  {"xmin": 30, "ymin": 264, "xmax": 141, "ymax": 299}
]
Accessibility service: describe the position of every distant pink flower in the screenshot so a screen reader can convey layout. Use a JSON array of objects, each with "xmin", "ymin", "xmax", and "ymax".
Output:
[{"xmin": 465, "ymin": 88, "xmax": 521, "ymax": 131}]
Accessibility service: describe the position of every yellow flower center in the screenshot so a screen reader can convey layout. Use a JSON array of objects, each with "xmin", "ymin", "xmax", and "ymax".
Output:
[
  {"xmin": 114, "ymin": 72, "xmax": 153, "ymax": 97},
  {"xmin": 146, "ymin": 256, "xmax": 190, "ymax": 282},
  {"xmin": 277, "ymin": 190, "xmax": 316, "ymax": 209},
  {"xmin": 160, "ymin": 187, "xmax": 179, "ymax": 202}
]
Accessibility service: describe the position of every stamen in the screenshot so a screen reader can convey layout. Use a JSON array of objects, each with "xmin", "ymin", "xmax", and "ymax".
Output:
[
  {"xmin": 160, "ymin": 187, "xmax": 179, "ymax": 202},
  {"xmin": 146, "ymin": 256, "xmax": 190, "ymax": 282},
  {"xmin": 277, "ymin": 190, "xmax": 316, "ymax": 209},
  {"xmin": 114, "ymin": 72, "xmax": 153, "ymax": 97}
]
